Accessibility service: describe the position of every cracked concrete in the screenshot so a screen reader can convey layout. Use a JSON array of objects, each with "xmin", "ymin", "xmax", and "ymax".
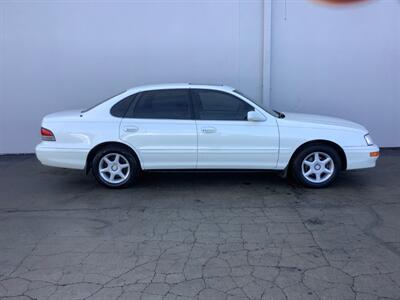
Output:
[{"xmin": 0, "ymin": 149, "xmax": 399, "ymax": 300}]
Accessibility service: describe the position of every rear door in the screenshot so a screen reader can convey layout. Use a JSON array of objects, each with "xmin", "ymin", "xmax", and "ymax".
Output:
[
  {"xmin": 120, "ymin": 89, "xmax": 197, "ymax": 169},
  {"xmin": 192, "ymin": 89, "xmax": 279, "ymax": 169}
]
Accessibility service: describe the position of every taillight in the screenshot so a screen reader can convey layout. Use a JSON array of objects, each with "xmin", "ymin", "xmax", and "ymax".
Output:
[{"xmin": 41, "ymin": 127, "xmax": 56, "ymax": 141}]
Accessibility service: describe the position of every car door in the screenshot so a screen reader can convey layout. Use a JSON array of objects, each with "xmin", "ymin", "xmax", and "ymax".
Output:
[
  {"xmin": 119, "ymin": 89, "xmax": 197, "ymax": 169},
  {"xmin": 192, "ymin": 89, "xmax": 279, "ymax": 169}
]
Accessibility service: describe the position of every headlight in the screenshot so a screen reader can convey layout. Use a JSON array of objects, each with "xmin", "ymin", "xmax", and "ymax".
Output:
[{"xmin": 364, "ymin": 134, "xmax": 374, "ymax": 146}]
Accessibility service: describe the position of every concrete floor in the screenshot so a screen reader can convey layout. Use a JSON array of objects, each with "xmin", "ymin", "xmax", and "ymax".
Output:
[{"xmin": 0, "ymin": 150, "xmax": 399, "ymax": 300}]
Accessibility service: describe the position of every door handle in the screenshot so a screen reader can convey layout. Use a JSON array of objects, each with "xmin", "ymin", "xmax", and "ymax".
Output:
[
  {"xmin": 123, "ymin": 126, "xmax": 139, "ymax": 133},
  {"xmin": 201, "ymin": 127, "xmax": 217, "ymax": 134}
]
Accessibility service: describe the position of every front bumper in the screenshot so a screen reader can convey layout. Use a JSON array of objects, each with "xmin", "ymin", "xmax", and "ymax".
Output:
[
  {"xmin": 344, "ymin": 144, "xmax": 380, "ymax": 170},
  {"xmin": 35, "ymin": 143, "xmax": 89, "ymax": 170}
]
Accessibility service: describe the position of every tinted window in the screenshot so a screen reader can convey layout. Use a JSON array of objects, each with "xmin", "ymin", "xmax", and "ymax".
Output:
[
  {"xmin": 82, "ymin": 90, "xmax": 126, "ymax": 113},
  {"xmin": 130, "ymin": 89, "xmax": 191, "ymax": 119},
  {"xmin": 194, "ymin": 89, "xmax": 254, "ymax": 120},
  {"xmin": 110, "ymin": 95, "xmax": 134, "ymax": 117},
  {"xmin": 233, "ymin": 89, "xmax": 280, "ymax": 118}
]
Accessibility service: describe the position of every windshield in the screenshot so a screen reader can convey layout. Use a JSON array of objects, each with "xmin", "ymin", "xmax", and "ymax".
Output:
[
  {"xmin": 81, "ymin": 90, "xmax": 126, "ymax": 113},
  {"xmin": 233, "ymin": 89, "xmax": 283, "ymax": 118}
]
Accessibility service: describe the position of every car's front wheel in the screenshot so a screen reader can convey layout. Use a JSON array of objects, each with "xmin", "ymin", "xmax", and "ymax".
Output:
[
  {"xmin": 92, "ymin": 146, "xmax": 139, "ymax": 188},
  {"xmin": 291, "ymin": 144, "xmax": 341, "ymax": 188}
]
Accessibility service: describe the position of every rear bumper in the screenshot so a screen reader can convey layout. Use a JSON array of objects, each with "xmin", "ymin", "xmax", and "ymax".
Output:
[
  {"xmin": 344, "ymin": 145, "xmax": 380, "ymax": 170},
  {"xmin": 35, "ymin": 143, "xmax": 88, "ymax": 170}
]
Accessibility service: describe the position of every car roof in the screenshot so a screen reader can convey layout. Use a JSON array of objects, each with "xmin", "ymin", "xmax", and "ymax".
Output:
[{"xmin": 126, "ymin": 83, "xmax": 235, "ymax": 93}]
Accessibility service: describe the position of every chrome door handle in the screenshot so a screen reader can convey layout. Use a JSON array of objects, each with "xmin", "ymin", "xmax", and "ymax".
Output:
[
  {"xmin": 201, "ymin": 127, "xmax": 217, "ymax": 134},
  {"xmin": 123, "ymin": 126, "xmax": 139, "ymax": 133}
]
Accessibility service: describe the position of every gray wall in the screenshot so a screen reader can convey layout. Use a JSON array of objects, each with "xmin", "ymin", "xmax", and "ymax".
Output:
[
  {"xmin": 0, "ymin": 0, "xmax": 399, "ymax": 154},
  {"xmin": 270, "ymin": 0, "xmax": 400, "ymax": 148},
  {"xmin": 0, "ymin": 0, "xmax": 265, "ymax": 153}
]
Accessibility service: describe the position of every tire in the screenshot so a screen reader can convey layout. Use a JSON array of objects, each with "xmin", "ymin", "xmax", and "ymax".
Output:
[
  {"xmin": 290, "ymin": 144, "xmax": 341, "ymax": 188},
  {"xmin": 92, "ymin": 145, "xmax": 140, "ymax": 188}
]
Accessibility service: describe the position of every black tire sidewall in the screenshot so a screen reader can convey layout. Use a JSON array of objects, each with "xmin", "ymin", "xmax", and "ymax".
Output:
[
  {"xmin": 92, "ymin": 146, "xmax": 139, "ymax": 188},
  {"xmin": 291, "ymin": 145, "xmax": 341, "ymax": 188}
]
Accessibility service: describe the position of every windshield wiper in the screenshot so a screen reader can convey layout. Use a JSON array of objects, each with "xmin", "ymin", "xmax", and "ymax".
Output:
[{"xmin": 274, "ymin": 110, "xmax": 285, "ymax": 119}]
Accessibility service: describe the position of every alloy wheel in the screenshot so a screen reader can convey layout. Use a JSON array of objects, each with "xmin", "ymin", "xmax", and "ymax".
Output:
[
  {"xmin": 301, "ymin": 151, "xmax": 335, "ymax": 184},
  {"xmin": 98, "ymin": 153, "xmax": 130, "ymax": 184}
]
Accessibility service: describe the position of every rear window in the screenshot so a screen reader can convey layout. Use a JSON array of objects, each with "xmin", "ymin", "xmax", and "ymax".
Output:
[{"xmin": 82, "ymin": 90, "xmax": 126, "ymax": 113}]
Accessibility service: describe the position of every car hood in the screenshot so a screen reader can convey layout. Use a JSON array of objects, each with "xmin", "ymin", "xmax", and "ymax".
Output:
[{"xmin": 282, "ymin": 112, "xmax": 366, "ymax": 131}]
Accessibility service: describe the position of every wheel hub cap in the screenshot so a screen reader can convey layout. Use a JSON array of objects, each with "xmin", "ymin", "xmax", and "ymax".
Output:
[
  {"xmin": 98, "ymin": 153, "xmax": 130, "ymax": 184},
  {"xmin": 301, "ymin": 151, "xmax": 335, "ymax": 184}
]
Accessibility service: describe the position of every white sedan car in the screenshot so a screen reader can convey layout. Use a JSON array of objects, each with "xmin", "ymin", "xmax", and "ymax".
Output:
[{"xmin": 36, "ymin": 83, "xmax": 379, "ymax": 188}]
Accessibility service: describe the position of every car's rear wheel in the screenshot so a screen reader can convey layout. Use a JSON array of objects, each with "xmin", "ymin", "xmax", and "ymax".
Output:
[
  {"xmin": 92, "ymin": 146, "xmax": 139, "ymax": 188},
  {"xmin": 291, "ymin": 144, "xmax": 341, "ymax": 188}
]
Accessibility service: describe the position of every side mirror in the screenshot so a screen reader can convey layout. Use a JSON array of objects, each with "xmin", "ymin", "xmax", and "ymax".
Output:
[{"xmin": 247, "ymin": 110, "xmax": 266, "ymax": 122}]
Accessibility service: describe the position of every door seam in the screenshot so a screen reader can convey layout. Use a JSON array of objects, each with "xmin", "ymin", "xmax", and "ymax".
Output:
[{"xmin": 195, "ymin": 120, "xmax": 199, "ymax": 169}]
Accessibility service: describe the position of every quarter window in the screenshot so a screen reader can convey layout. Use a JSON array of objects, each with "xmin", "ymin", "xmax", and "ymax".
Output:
[
  {"xmin": 129, "ymin": 89, "xmax": 191, "ymax": 119},
  {"xmin": 193, "ymin": 89, "xmax": 254, "ymax": 121},
  {"xmin": 110, "ymin": 95, "xmax": 134, "ymax": 118}
]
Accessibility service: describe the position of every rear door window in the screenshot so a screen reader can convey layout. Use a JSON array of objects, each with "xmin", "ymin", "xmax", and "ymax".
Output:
[{"xmin": 127, "ymin": 89, "xmax": 191, "ymax": 120}]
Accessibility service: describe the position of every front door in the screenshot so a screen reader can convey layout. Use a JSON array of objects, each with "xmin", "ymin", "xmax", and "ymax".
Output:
[
  {"xmin": 192, "ymin": 89, "xmax": 279, "ymax": 169},
  {"xmin": 120, "ymin": 89, "xmax": 197, "ymax": 169}
]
